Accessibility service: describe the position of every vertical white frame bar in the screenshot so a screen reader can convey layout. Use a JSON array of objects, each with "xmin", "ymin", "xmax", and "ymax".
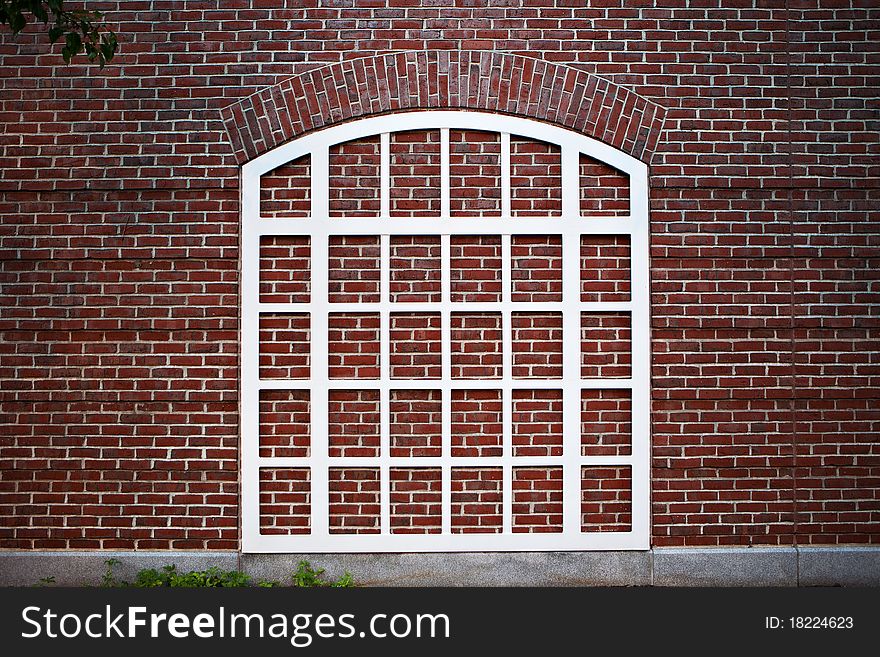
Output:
[
  {"xmin": 440, "ymin": 232, "xmax": 452, "ymax": 535},
  {"xmin": 379, "ymin": 132, "xmax": 391, "ymax": 534},
  {"xmin": 440, "ymin": 127, "xmax": 450, "ymax": 218},
  {"xmin": 501, "ymin": 132, "xmax": 511, "ymax": 219},
  {"xmin": 500, "ymin": 234, "xmax": 513, "ymax": 534},
  {"xmin": 379, "ymin": 234, "xmax": 391, "ymax": 535},
  {"xmin": 241, "ymin": 111, "xmax": 650, "ymax": 553},
  {"xmin": 310, "ymin": 146, "xmax": 330, "ymax": 538},
  {"xmin": 628, "ymin": 162, "xmax": 651, "ymax": 545},
  {"xmin": 440, "ymin": 128, "xmax": 452, "ymax": 534},
  {"xmin": 380, "ymin": 132, "xmax": 390, "ymax": 219},
  {"xmin": 500, "ymin": 132, "xmax": 513, "ymax": 534},
  {"xmin": 561, "ymin": 145, "xmax": 582, "ymax": 537}
]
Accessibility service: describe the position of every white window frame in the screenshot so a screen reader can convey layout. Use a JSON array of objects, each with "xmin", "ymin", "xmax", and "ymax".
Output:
[{"xmin": 241, "ymin": 111, "xmax": 650, "ymax": 553}]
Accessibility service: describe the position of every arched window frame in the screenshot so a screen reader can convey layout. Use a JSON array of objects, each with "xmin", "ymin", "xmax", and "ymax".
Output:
[{"xmin": 241, "ymin": 111, "xmax": 649, "ymax": 552}]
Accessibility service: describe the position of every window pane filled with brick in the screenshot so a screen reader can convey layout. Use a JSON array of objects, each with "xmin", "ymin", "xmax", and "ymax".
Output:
[
  {"xmin": 450, "ymin": 235, "xmax": 502, "ymax": 303},
  {"xmin": 579, "ymin": 152, "xmax": 629, "ymax": 217},
  {"xmin": 328, "ymin": 389, "xmax": 380, "ymax": 458},
  {"xmin": 329, "ymin": 468, "xmax": 380, "ymax": 534},
  {"xmin": 390, "ymin": 389, "xmax": 442, "ymax": 458},
  {"xmin": 511, "ymin": 235, "xmax": 562, "ymax": 302},
  {"xmin": 510, "ymin": 136, "xmax": 561, "ymax": 216},
  {"xmin": 512, "ymin": 389, "xmax": 563, "ymax": 457},
  {"xmin": 581, "ymin": 312, "xmax": 631, "ymax": 378},
  {"xmin": 451, "ymin": 389, "xmax": 503, "ymax": 457},
  {"xmin": 390, "ymin": 235, "xmax": 441, "ymax": 303},
  {"xmin": 512, "ymin": 312, "xmax": 563, "ymax": 379},
  {"xmin": 581, "ymin": 466, "xmax": 632, "ymax": 532},
  {"xmin": 259, "ymin": 468, "xmax": 310, "ymax": 535},
  {"xmin": 329, "ymin": 235, "xmax": 380, "ymax": 303},
  {"xmin": 329, "ymin": 136, "xmax": 381, "ymax": 217},
  {"xmin": 581, "ymin": 235, "xmax": 630, "ymax": 302},
  {"xmin": 451, "ymin": 468, "xmax": 503, "ymax": 533},
  {"xmin": 581, "ymin": 389, "xmax": 632, "ymax": 457},
  {"xmin": 512, "ymin": 466, "xmax": 563, "ymax": 533},
  {"xmin": 390, "ymin": 468, "xmax": 442, "ymax": 534},
  {"xmin": 260, "ymin": 235, "xmax": 310, "ymax": 303},
  {"xmin": 449, "ymin": 129, "xmax": 501, "ymax": 216},
  {"xmin": 328, "ymin": 313, "xmax": 380, "ymax": 380},
  {"xmin": 259, "ymin": 313, "xmax": 310, "ymax": 379},
  {"xmin": 390, "ymin": 130, "xmax": 440, "ymax": 216},
  {"xmin": 259, "ymin": 390, "xmax": 309, "ymax": 458},
  {"xmin": 260, "ymin": 154, "xmax": 311, "ymax": 217},
  {"xmin": 390, "ymin": 313, "xmax": 441, "ymax": 379},
  {"xmin": 451, "ymin": 312, "xmax": 502, "ymax": 379}
]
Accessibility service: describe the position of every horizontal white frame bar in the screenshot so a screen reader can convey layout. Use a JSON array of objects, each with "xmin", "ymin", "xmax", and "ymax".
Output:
[
  {"xmin": 256, "ymin": 378, "xmax": 634, "ymax": 390},
  {"xmin": 255, "ymin": 217, "xmax": 633, "ymax": 235},
  {"xmin": 258, "ymin": 302, "xmax": 632, "ymax": 313},
  {"xmin": 259, "ymin": 456, "xmax": 631, "ymax": 468}
]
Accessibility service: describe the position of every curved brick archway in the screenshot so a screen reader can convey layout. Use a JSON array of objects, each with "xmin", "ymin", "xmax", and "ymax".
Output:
[{"xmin": 220, "ymin": 51, "xmax": 666, "ymax": 165}]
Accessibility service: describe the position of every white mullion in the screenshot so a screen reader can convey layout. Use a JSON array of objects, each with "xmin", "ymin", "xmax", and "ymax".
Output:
[
  {"xmin": 629, "ymin": 162, "xmax": 651, "ymax": 548},
  {"xmin": 309, "ymin": 146, "xmax": 330, "ymax": 539},
  {"xmin": 561, "ymin": 145, "xmax": 583, "ymax": 538},
  {"xmin": 440, "ymin": 233, "xmax": 452, "ymax": 535},
  {"xmin": 380, "ymin": 132, "xmax": 390, "ymax": 218},
  {"xmin": 379, "ymin": 234, "xmax": 391, "ymax": 535},
  {"xmin": 501, "ymin": 132, "xmax": 511, "ymax": 218},
  {"xmin": 440, "ymin": 127, "xmax": 450, "ymax": 218},
  {"xmin": 501, "ymin": 233, "xmax": 513, "ymax": 534}
]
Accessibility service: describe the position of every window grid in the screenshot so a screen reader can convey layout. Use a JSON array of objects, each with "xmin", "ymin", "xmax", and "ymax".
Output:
[{"xmin": 242, "ymin": 112, "xmax": 649, "ymax": 552}]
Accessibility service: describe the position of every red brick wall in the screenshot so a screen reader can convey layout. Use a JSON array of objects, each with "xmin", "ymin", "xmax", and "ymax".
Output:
[{"xmin": 2, "ymin": 4, "xmax": 877, "ymax": 550}]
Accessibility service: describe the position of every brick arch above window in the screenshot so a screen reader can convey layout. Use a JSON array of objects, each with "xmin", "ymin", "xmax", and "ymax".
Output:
[{"xmin": 220, "ymin": 51, "xmax": 667, "ymax": 165}]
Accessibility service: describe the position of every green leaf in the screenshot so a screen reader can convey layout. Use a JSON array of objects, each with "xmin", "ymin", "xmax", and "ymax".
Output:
[
  {"xmin": 31, "ymin": 2, "xmax": 48, "ymax": 23},
  {"xmin": 48, "ymin": 25, "xmax": 64, "ymax": 43},
  {"xmin": 65, "ymin": 30, "xmax": 81, "ymax": 54},
  {"xmin": 9, "ymin": 11, "xmax": 26, "ymax": 34},
  {"xmin": 61, "ymin": 46, "xmax": 71, "ymax": 63}
]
